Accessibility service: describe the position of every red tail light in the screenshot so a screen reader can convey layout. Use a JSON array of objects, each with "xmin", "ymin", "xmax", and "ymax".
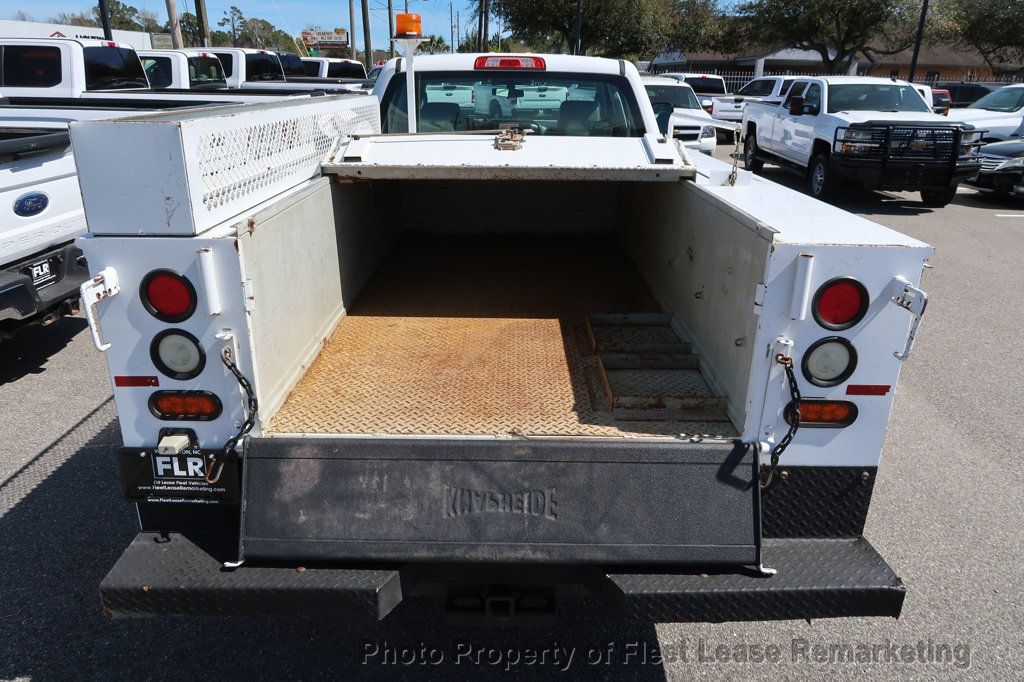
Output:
[
  {"xmin": 149, "ymin": 391, "xmax": 222, "ymax": 420},
  {"xmin": 141, "ymin": 270, "xmax": 196, "ymax": 322},
  {"xmin": 474, "ymin": 56, "xmax": 546, "ymax": 70},
  {"xmin": 813, "ymin": 277, "xmax": 868, "ymax": 330}
]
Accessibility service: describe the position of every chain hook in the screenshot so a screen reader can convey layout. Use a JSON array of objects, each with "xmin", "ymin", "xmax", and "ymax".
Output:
[
  {"xmin": 205, "ymin": 344, "xmax": 258, "ymax": 485},
  {"xmin": 759, "ymin": 353, "xmax": 801, "ymax": 489}
]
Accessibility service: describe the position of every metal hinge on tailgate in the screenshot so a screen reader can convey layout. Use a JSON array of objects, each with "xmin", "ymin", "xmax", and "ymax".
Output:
[
  {"xmin": 888, "ymin": 276, "xmax": 928, "ymax": 361},
  {"xmin": 80, "ymin": 267, "xmax": 120, "ymax": 351}
]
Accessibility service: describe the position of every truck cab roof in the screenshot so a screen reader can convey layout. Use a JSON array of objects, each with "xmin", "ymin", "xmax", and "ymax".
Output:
[
  {"xmin": 641, "ymin": 76, "xmax": 694, "ymax": 88},
  {"xmin": 0, "ymin": 37, "xmax": 135, "ymax": 50},
  {"xmin": 379, "ymin": 53, "xmax": 629, "ymax": 75}
]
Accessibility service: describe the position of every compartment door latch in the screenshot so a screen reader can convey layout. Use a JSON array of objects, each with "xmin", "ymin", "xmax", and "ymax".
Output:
[
  {"xmin": 80, "ymin": 267, "xmax": 120, "ymax": 352},
  {"xmin": 889, "ymin": 276, "xmax": 928, "ymax": 361}
]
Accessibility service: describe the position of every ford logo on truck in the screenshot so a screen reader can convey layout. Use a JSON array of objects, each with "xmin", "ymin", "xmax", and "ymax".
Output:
[{"xmin": 14, "ymin": 192, "xmax": 49, "ymax": 217}]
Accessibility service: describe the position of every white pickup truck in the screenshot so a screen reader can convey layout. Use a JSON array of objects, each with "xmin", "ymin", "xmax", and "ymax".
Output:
[
  {"xmin": 302, "ymin": 57, "xmax": 367, "ymax": 79},
  {"xmin": 742, "ymin": 76, "xmax": 983, "ymax": 206},
  {"xmin": 0, "ymin": 127, "xmax": 89, "ymax": 337},
  {"xmin": 641, "ymin": 75, "xmax": 718, "ymax": 154},
  {"xmin": 136, "ymin": 49, "xmax": 227, "ymax": 90},
  {"xmin": 202, "ymin": 48, "xmax": 369, "ymax": 93},
  {"xmin": 76, "ymin": 53, "xmax": 931, "ymax": 625},
  {"xmin": 0, "ymin": 39, "xmax": 347, "ymax": 105},
  {"xmin": 711, "ymin": 75, "xmax": 797, "ymax": 123}
]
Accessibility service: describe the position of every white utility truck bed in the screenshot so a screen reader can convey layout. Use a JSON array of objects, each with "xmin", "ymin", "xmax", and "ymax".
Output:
[{"xmin": 75, "ymin": 55, "xmax": 930, "ymax": 625}]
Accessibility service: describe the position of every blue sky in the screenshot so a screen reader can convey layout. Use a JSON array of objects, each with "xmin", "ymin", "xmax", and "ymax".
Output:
[{"xmin": 4, "ymin": 0, "xmax": 483, "ymax": 47}]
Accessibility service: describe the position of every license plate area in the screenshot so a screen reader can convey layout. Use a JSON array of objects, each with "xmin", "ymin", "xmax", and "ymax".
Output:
[
  {"xmin": 25, "ymin": 257, "xmax": 58, "ymax": 288},
  {"xmin": 240, "ymin": 437, "xmax": 758, "ymax": 565},
  {"xmin": 119, "ymin": 447, "xmax": 240, "ymax": 505}
]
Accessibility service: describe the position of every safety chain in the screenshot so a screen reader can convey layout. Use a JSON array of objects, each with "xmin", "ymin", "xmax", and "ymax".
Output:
[
  {"xmin": 728, "ymin": 124, "xmax": 741, "ymax": 186},
  {"xmin": 205, "ymin": 346, "xmax": 259, "ymax": 484},
  {"xmin": 759, "ymin": 354, "xmax": 801, "ymax": 489}
]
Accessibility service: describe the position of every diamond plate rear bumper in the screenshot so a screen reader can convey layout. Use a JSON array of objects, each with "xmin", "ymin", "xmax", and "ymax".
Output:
[
  {"xmin": 100, "ymin": 534, "xmax": 903, "ymax": 622},
  {"xmin": 100, "ymin": 533, "xmax": 402, "ymax": 620},
  {"xmin": 608, "ymin": 537, "xmax": 905, "ymax": 622}
]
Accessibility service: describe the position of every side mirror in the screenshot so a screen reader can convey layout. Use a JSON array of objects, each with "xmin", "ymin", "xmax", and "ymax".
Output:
[{"xmin": 788, "ymin": 96, "xmax": 804, "ymax": 116}]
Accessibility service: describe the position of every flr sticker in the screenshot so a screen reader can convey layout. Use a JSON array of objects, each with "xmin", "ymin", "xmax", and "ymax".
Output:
[{"xmin": 119, "ymin": 447, "xmax": 240, "ymax": 504}]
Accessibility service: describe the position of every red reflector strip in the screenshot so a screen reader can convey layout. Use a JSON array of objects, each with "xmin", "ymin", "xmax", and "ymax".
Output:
[
  {"xmin": 474, "ymin": 56, "xmax": 546, "ymax": 70},
  {"xmin": 846, "ymin": 384, "xmax": 891, "ymax": 396},
  {"xmin": 114, "ymin": 375, "xmax": 159, "ymax": 387}
]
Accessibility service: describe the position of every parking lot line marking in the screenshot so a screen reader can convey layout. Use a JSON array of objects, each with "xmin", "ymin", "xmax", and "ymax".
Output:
[{"xmin": 995, "ymin": 214, "xmax": 1024, "ymax": 218}]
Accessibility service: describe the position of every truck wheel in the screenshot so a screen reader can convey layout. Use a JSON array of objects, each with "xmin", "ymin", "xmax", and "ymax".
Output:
[
  {"xmin": 808, "ymin": 153, "xmax": 834, "ymax": 200},
  {"xmin": 743, "ymin": 135, "xmax": 763, "ymax": 172},
  {"xmin": 920, "ymin": 186, "xmax": 958, "ymax": 207}
]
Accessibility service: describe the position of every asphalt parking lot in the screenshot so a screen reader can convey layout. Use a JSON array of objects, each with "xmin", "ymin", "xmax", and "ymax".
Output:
[{"xmin": 1, "ymin": 148, "xmax": 1022, "ymax": 680}]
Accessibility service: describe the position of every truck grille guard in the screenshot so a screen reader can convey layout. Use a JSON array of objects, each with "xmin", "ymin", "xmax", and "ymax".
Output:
[{"xmin": 834, "ymin": 123, "xmax": 983, "ymax": 164}]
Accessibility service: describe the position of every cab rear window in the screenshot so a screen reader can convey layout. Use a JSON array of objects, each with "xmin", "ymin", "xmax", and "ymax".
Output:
[
  {"xmin": 213, "ymin": 52, "xmax": 233, "ymax": 77},
  {"xmin": 685, "ymin": 77, "xmax": 726, "ymax": 95},
  {"xmin": 1, "ymin": 46, "xmax": 62, "ymax": 88},
  {"xmin": 327, "ymin": 62, "xmax": 366, "ymax": 79},
  {"xmin": 83, "ymin": 46, "xmax": 148, "ymax": 90},
  {"xmin": 141, "ymin": 56, "xmax": 173, "ymax": 88},
  {"xmin": 245, "ymin": 53, "xmax": 285, "ymax": 81},
  {"xmin": 381, "ymin": 71, "xmax": 645, "ymax": 137},
  {"xmin": 277, "ymin": 52, "xmax": 305, "ymax": 77},
  {"xmin": 188, "ymin": 56, "xmax": 225, "ymax": 85}
]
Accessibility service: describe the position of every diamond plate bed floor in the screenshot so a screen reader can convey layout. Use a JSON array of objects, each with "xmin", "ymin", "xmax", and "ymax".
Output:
[{"xmin": 267, "ymin": 234, "xmax": 736, "ymax": 438}]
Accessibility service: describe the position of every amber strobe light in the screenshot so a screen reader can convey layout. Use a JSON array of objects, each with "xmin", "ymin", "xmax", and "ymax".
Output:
[
  {"xmin": 141, "ymin": 270, "xmax": 197, "ymax": 322},
  {"xmin": 787, "ymin": 399, "xmax": 858, "ymax": 427},
  {"xmin": 813, "ymin": 277, "xmax": 868, "ymax": 330},
  {"xmin": 395, "ymin": 13, "xmax": 422, "ymax": 37},
  {"xmin": 150, "ymin": 391, "xmax": 222, "ymax": 420}
]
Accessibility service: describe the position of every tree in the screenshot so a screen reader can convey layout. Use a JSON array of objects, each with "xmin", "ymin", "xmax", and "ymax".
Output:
[
  {"xmin": 12, "ymin": 10, "xmax": 34, "ymax": 21},
  {"xmin": 490, "ymin": 0, "xmax": 675, "ymax": 57},
  {"xmin": 736, "ymin": 0, "xmax": 922, "ymax": 73},
  {"xmin": 210, "ymin": 30, "xmax": 233, "ymax": 47},
  {"xmin": 418, "ymin": 35, "xmax": 449, "ymax": 54},
  {"xmin": 92, "ymin": 0, "xmax": 145, "ymax": 31},
  {"xmin": 943, "ymin": 0, "xmax": 1024, "ymax": 73},
  {"xmin": 137, "ymin": 9, "xmax": 162, "ymax": 33},
  {"xmin": 179, "ymin": 12, "xmax": 204, "ymax": 47},
  {"xmin": 218, "ymin": 6, "xmax": 246, "ymax": 47},
  {"xmin": 665, "ymin": 0, "xmax": 739, "ymax": 54},
  {"xmin": 50, "ymin": 11, "xmax": 98, "ymax": 27}
]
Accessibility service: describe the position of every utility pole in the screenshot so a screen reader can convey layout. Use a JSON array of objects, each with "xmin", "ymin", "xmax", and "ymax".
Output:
[
  {"xmin": 361, "ymin": 0, "xmax": 373, "ymax": 69},
  {"xmin": 97, "ymin": 0, "xmax": 113, "ymax": 40},
  {"xmin": 349, "ymin": 0, "xmax": 357, "ymax": 60},
  {"xmin": 456, "ymin": 11, "xmax": 460, "ymax": 52},
  {"xmin": 387, "ymin": 0, "xmax": 395, "ymax": 59},
  {"xmin": 476, "ymin": 0, "xmax": 484, "ymax": 52},
  {"xmin": 574, "ymin": 0, "xmax": 582, "ymax": 55},
  {"xmin": 449, "ymin": 1, "xmax": 454, "ymax": 54},
  {"xmin": 482, "ymin": 0, "xmax": 489, "ymax": 52},
  {"xmin": 165, "ymin": 0, "xmax": 183, "ymax": 48},
  {"xmin": 907, "ymin": 0, "xmax": 929, "ymax": 83},
  {"xmin": 195, "ymin": 0, "xmax": 211, "ymax": 47}
]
